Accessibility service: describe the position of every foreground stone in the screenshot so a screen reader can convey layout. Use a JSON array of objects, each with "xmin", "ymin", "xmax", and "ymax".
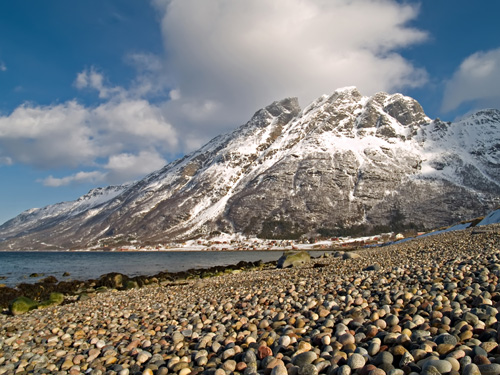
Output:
[{"xmin": 1, "ymin": 224, "xmax": 500, "ymax": 375}]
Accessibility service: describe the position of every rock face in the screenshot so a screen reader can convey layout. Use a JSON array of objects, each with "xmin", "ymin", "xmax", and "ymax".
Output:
[{"xmin": 1, "ymin": 87, "xmax": 499, "ymax": 249}]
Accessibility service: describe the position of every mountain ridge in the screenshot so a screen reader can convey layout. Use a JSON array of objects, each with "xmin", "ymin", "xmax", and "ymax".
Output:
[{"xmin": 1, "ymin": 87, "xmax": 499, "ymax": 249}]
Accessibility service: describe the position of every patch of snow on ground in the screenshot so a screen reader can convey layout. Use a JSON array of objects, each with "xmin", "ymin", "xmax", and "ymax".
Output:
[
  {"xmin": 419, "ymin": 223, "xmax": 472, "ymax": 238},
  {"xmin": 478, "ymin": 209, "xmax": 500, "ymax": 226}
]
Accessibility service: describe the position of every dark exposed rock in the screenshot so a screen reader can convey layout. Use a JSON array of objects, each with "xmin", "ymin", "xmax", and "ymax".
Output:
[{"xmin": 40, "ymin": 276, "xmax": 58, "ymax": 284}]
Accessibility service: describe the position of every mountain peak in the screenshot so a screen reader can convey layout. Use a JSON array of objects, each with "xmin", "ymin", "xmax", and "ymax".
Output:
[
  {"xmin": 248, "ymin": 97, "xmax": 301, "ymax": 130},
  {"xmin": 265, "ymin": 97, "xmax": 301, "ymax": 117},
  {"xmin": 462, "ymin": 108, "xmax": 500, "ymax": 123},
  {"xmin": 333, "ymin": 86, "xmax": 362, "ymax": 96}
]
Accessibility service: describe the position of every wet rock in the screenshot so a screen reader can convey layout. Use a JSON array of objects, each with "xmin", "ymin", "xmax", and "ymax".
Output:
[{"xmin": 40, "ymin": 276, "xmax": 58, "ymax": 283}]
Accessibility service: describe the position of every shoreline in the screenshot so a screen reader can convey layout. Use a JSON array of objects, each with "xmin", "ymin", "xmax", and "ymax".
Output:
[
  {"xmin": 1, "ymin": 224, "xmax": 500, "ymax": 375},
  {"xmin": 0, "ymin": 249, "xmax": 348, "ymax": 290},
  {"xmin": 0, "ymin": 258, "xmax": 280, "ymax": 310}
]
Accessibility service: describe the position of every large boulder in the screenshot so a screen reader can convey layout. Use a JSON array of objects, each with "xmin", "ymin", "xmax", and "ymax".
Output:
[
  {"xmin": 277, "ymin": 251, "xmax": 311, "ymax": 268},
  {"xmin": 9, "ymin": 296, "xmax": 38, "ymax": 315}
]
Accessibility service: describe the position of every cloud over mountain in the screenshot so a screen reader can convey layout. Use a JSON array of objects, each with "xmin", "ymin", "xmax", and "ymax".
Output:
[
  {"xmin": 154, "ymin": 0, "xmax": 428, "ymax": 145},
  {"xmin": 442, "ymin": 47, "xmax": 500, "ymax": 113},
  {"xmin": 1, "ymin": 0, "xmax": 431, "ymax": 187},
  {"xmin": 0, "ymin": 98, "xmax": 175, "ymax": 185}
]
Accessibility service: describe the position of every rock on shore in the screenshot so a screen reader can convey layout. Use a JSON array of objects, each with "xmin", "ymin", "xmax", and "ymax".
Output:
[
  {"xmin": 277, "ymin": 251, "xmax": 311, "ymax": 268},
  {"xmin": 1, "ymin": 224, "xmax": 500, "ymax": 375}
]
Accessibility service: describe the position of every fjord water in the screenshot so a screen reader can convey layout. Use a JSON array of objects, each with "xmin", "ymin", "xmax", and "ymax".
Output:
[{"xmin": 0, "ymin": 250, "xmax": 329, "ymax": 287}]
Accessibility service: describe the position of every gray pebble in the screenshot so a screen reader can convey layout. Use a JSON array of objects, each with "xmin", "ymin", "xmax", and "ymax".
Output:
[
  {"xmin": 421, "ymin": 359, "xmax": 452, "ymax": 374},
  {"xmin": 299, "ymin": 363, "xmax": 318, "ymax": 375},
  {"xmin": 477, "ymin": 363, "xmax": 500, "ymax": 375},
  {"xmin": 292, "ymin": 352, "xmax": 317, "ymax": 367},
  {"xmin": 462, "ymin": 363, "xmax": 481, "ymax": 375},
  {"xmin": 347, "ymin": 353, "xmax": 365, "ymax": 370},
  {"xmin": 337, "ymin": 365, "xmax": 351, "ymax": 375}
]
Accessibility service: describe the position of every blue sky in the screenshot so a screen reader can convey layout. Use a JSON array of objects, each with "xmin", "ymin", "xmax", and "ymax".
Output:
[{"xmin": 0, "ymin": 0, "xmax": 499, "ymax": 225}]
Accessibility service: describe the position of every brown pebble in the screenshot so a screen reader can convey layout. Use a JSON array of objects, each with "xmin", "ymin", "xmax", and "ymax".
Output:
[
  {"xmin": 480, "ymin": 342, "xmax": 498, "ymax": 353},
  {"xmin": 473, "ymin": 355, "xmax": 490, "ymax": 365},
  {"xmin": 258, "ymin": 345, "xmax": 273, "ymax": 359},
  {"xmin": 391, "ymin": 345, "xmax": 407, "ymax": 356},
  {"xmin": 460, "ymin": 330, "xmax": 473, "ymax": 341},
  {"xmin": 358, "ymin": 364, "xmax": 376, "ymax": 375},
  {"xmin": 236, "ymin": 362, "xmax": 247, "ymax": 371},
  {"xmin": 437, "ymin": 344, "xmax": 455, "ymax": 355}
]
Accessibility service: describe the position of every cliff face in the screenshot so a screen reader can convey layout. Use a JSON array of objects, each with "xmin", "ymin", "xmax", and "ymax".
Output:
[{"xmin": 1, "ymin": 87, "xmax": 499, "ymax": 249}]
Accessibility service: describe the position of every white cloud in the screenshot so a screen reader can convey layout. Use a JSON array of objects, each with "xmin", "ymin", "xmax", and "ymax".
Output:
[
  {"xmin": 0, "ymin": 101, "xmax": 96, "ymax": 168},
  {"xmin": 0, "ymin": 98, "xmax": 177, "ymax": 170},
  {"xmin": 104, "ymin": 150, "xmax": 167, "ymax": 183},
  {"xmin": 0, "ymin": 61, "xmax": 6, "ymax": 72},
  {"xmin": 0, "ymin": 61, "xmax": 178, "ymax": 187},
  {"xmin": 442, "ymin": 47, "xmax": 500, "ymax": 112},
  {"xmin": 126, "ymin": 52, "xmax": 163, "ymax": 73},
  {"xmin": 125, "ymin": 53, "xmax": 170, "ymax": 98},
  {"xmin": 0, "ymin": 156, "xmax": 12, "ymax": 165},
  {"xmin": 92, "ymin": 99, "xmax": 178, "ymax": 150},
  {"xmin": 151, "ymin": 0, "xmax": 427, "ymax": 147},
  {"xmin": 40, "ymin": 150, "xmax": 166, "ymax": 187},
  {"xmin": 41, "ymin": 171, "xmax": 106, "ymax": 187},
  {"xmin": 75, "ymin": 67, "xmax": 124, "ymax": 99}
]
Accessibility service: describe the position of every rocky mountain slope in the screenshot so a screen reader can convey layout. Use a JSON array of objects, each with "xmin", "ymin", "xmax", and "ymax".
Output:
[{"xmin": 1, "ymin": 87, "xmax": 499, "ymax": 249}]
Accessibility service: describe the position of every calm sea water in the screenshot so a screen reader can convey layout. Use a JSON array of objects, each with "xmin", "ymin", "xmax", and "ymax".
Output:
[{"xmin": 0, "ymin": 250, "xmax": 330, "ymax": 287}]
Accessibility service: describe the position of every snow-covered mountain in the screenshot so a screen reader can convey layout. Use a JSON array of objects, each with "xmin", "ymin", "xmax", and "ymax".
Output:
[
  {"xmin": 0, "ymin": 184, "xmax": 130, "ymax": 242},
  {"xmin": 1, "ymin": 87, "xmax": 499, "ymax": 249}
]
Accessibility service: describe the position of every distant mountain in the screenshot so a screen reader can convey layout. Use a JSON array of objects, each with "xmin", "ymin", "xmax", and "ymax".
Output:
[
  {"xmin": 1, "ymin": 87, "xmax": 499, "ymax": 249},
  {"xmin": 0, "ymin": 184, "xmax": 130, "ymax": 244}
]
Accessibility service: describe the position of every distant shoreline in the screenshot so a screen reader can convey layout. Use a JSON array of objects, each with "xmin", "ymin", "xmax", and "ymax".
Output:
[{"xmin": 0, "ymin": 249, "xmax": 336, "ymax": 294}]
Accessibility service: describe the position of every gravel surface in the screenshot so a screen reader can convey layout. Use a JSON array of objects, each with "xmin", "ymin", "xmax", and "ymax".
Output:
[{"xmin": 1, "ymin": 224, "xmax": 500, "ymax": 375}]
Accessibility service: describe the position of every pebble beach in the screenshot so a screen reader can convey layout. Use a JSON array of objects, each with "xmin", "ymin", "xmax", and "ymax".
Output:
[{"xmin": 1, "ymin": 225, "xmax": 500, "ymax": 375}]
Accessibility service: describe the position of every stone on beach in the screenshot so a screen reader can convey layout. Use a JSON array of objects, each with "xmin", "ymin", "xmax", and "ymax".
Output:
[
  {"xmin": 277, "ymin": 251, "xmax": 311, "ymax": 268},
  {"xmin": 1, "ymin": 225, "xmax": 500, "ymax": 375}
]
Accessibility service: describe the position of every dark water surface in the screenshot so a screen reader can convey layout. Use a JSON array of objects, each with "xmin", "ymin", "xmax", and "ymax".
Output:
[{"xmin": 0, "ymin": 250, "xmax": 330, "ymax": 287}]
